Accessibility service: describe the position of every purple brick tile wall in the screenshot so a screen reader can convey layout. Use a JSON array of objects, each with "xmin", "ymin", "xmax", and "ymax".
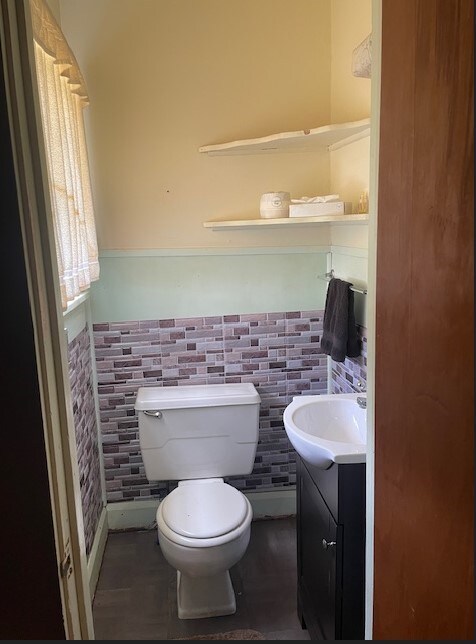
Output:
[
  {"xmin": 68, "ymin": 325, "xmax": 103, "ymax": 556},
  {"xmin": 330, "ymin": 326, "xmax": 368, "ymax": 393},
  {"xmin": 93, "ymin": 311, "xmax": 328, "ymax": 502}
]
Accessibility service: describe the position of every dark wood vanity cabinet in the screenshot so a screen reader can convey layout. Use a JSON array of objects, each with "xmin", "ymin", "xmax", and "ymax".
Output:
[{"xmin": 297, "ymin": 456, "xmax": 365, "ymax": 640}]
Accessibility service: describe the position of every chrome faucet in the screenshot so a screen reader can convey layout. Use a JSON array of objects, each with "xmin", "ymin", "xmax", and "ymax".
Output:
[{"xmin": 356, "ymin": 396, "xmax": 367, "ymax": 409}]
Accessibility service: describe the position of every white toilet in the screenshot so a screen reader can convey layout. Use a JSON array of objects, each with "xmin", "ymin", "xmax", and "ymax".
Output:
[{"xmin": 135, "ymin": 383, "xmax": 261, "ymax": 619}]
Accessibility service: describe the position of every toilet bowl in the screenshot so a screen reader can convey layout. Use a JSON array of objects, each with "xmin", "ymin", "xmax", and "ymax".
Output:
[
  {"xmin": 157, "ymin": 478, "xmax": 252, "ymax": 619},
  {"xmin": 135, "ymin": 383, "xmax": 261, "ymax": 620}
]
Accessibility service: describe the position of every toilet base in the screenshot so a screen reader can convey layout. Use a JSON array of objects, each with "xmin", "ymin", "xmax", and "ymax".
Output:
[{"xmin": 177, "ymin": 570, "xmax": 236, "ymax": 619}]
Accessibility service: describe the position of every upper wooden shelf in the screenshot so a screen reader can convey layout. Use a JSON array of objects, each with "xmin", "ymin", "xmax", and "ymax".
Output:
[
  {"xmin": 203, "ymin": 213, "xmax": 369, "ymax": 230},
  {"xmin": 199, "ymin": 118, "xmax": 370, "ymax": 156}
]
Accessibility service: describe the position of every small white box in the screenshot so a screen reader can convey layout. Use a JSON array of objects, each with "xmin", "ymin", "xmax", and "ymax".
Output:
[{"xmin": 288, "ymin": 201, "xmax": 353, "ymax": 217}]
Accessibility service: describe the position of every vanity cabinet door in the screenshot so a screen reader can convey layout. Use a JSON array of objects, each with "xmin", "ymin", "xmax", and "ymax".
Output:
[{"xmin": 299, "ymin": 462, "xmax": 341, "ymax": 640}]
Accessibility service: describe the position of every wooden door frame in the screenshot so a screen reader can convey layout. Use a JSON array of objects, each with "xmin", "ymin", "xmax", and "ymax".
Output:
[
  {"xmin": 1, "ymin": 0, "xmax": 95, "ymax": 638},
  {"xmin": 0, "ymin": 18, "xmax": 66, "ymax": 643},
  {"xmin": 364, "ymin": 0, "xmax": 382, "ymax": 638}
]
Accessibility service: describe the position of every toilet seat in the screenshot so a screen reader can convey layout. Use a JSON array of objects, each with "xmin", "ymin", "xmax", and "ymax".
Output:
[
  {"xmin": 157, "ymin": 479, "xmax": 252, "ymax": 548},
  {"xmin": 162, "ymin": 478, "xmax": 248, "ymax": 539}
]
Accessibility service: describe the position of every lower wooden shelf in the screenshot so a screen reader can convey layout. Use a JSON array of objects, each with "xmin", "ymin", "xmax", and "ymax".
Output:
[{"xmin": 203, "ymin": 213, "xmax": 369, "ymax": 230}]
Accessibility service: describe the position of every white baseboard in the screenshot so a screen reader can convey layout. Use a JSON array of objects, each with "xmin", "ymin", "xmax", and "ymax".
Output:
[
  {"xmin": 87, "ymin": 507, "xmax": 108, "ymax": 597},
  {"xmin": 106, "ymin": 487, "xmax": 296, "ymax": 531}
]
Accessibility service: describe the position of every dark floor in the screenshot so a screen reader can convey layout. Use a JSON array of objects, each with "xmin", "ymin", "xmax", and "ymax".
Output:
[{"xmin": 93, "ymin": 516, "xmax": 310, "ymax": 640}]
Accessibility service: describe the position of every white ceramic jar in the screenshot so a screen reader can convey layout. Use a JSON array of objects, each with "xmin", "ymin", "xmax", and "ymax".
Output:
[{"xmin": 259, "ymin": 191, "xmax": 291, "ymax": 219}]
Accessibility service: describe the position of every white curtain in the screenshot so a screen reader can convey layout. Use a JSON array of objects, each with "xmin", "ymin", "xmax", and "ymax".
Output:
[{"xmin": 31, "ymin": 0, "xmax": 99, "ymax": 309}]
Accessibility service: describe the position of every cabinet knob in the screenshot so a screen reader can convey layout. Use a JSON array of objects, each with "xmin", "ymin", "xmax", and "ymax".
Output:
[{"xmin": 322, "ymin": 538, "xmax": 336, "ymax": 550}]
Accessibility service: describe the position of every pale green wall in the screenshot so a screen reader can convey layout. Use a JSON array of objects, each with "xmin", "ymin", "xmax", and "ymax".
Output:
[
  {"xmin": 90, "ymin": 250, "xmax": 329, "ymax": 323},
  {"xmin": 330, "ymin": 246, "xmax": 368, "ymax": 327},
  {"xmin": 330, "ymin": 222, "xmax": 369, "ymax": 327}
]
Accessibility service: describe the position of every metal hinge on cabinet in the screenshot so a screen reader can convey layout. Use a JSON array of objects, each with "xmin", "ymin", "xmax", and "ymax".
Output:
[{"xmin": 59, "ymin": 544, "xmax": 73, "ymax": 579}]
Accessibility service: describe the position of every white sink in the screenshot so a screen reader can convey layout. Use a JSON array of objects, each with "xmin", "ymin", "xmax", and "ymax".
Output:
[{"xmin": 283, "ymin": 393, "xmax": 366, "ymax": 469}]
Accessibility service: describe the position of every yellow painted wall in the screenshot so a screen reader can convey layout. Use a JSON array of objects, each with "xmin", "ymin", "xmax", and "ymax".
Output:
[
  {"xmin": 330, "ymin": 0, "xmax": 371, "ymax": 247},
  {"xmin": 330, "ymin": 135, "xmax": 370, "ymax": 215},
  {"xmin": 330, "ymin": 0, "xmax": 371, "ymax": 124},
  {"xmin": 59, "ymin": 0, "xmax": 332, "ymax": 250}
]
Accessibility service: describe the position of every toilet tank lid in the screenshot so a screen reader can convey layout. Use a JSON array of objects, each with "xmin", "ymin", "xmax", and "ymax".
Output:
[{"xmin": 135, "ymin": 383, "xmax": 261, "ymax": 411}]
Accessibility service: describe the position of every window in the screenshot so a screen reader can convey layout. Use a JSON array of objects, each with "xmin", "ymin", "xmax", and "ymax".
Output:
[{"xmin": 31, "ymin": 0, "xmax": 99, "ymax": 309}]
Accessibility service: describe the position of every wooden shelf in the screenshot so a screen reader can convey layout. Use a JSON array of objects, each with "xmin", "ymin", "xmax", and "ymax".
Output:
[
  {"xmin": 203, "ymin": 213, "xmax": 369, "ymax": 230},
  {"xmin": 199, "ymin": 118, "xmax": 370, "ymax": 156}
]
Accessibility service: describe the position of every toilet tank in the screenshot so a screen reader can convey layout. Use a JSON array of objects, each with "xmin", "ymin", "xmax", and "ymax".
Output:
[{"xmin": 135, "ymin": 383, "xmax": 261, "ymax": 481}]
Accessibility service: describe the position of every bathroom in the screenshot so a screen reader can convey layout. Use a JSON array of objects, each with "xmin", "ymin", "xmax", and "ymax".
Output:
[
  {"xmin": 1, "ymin": 0, "xmax": 473, "ymax": 641},
  {"xmin": 51, "ymin": 0, "xmax": 371, "ymax": 638}
]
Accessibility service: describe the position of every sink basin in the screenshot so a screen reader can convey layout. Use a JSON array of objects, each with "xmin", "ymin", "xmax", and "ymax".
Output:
[{"xmin": 283, "ymin": 393, "xmax": 366, "ymax": 469}]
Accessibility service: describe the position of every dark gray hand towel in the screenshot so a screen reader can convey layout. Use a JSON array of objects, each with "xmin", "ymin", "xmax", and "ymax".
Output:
[{"xmin": 321, "ymin": 278, "xmax": 361, "ymax": 362}]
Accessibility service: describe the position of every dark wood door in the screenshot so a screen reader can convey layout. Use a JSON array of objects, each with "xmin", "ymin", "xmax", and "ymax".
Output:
[{"xmin": 374, "ymin": 0, "xmax": 474, "ymax": 639}]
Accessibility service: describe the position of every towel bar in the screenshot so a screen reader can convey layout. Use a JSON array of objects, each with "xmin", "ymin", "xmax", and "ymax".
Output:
[{"xmin": 319, "ymin": 269, "xmax": 368, "ymax": 295}]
